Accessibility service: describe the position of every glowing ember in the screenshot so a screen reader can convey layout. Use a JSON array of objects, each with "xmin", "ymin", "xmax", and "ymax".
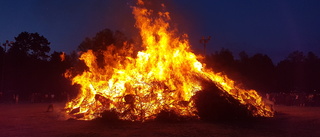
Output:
[{"xmin": 64, "ymin": 0, "xmax": 273, "ymax": 121}]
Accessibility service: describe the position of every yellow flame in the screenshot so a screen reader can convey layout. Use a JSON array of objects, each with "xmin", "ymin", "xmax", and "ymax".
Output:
[{"xmin": 64, "ymin": 1, "xmax": 273, "ymax": 121}]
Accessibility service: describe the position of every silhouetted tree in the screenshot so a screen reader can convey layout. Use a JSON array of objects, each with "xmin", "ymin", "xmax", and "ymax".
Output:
[
  {"xmin": 78, "ymin": 29, "xmax": 129, "ymax": 52},
  {"xmin": 305, "ymin": 52, "xmax": 320, "ymax": 92},
  {"xmin": 276, "ymin": 51, "xmax": 320, "ymax": 93},
  {"xmin": 3, "ymin": 32, "xmax": 51, "ymax": 97},
  {"xmin": 76, "ymin": 28, "xmax": 134, "ymax": 69},
  {"xmin": 248, "ymin": 53, "xmax": 275, "ymax": 92},
  {"xmin": 276, "ymin": 51, "xmax": 307, "ymax": 92},
  {"xmin": 0, "ymin": 45, "xmax": 4, "ymax": 55},
  {"xmin": 8, "ymin": 32, "xmax": 50, "ymax": 60},
  {"xmin": 205, "ymin": 48, "xmax": 236, "ymax": 74},
  {"xmin": 0, "ymin": 32, "xmax": 76, "ymax": 101},
  {"xmin": 239, "ymin": 51, "xmax": 249, "ymax": 61}
]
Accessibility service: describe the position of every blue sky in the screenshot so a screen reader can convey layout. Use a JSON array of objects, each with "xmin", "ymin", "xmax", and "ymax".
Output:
[{"xmin": 1, "ymin": 0, "xmax": 320, "ymax": 63}]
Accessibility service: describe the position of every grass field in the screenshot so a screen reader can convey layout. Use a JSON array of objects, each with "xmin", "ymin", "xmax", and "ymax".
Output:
[{"xmin": 1, "ymin": 102, "xmax": 320, "ymax": 137}]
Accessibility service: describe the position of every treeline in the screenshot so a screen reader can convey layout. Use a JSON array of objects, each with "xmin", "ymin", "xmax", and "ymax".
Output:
[
  {"xmin": 204, "ymin": 49, "xmax": 320, "ymax": 94},
  {"xmin": 0, "ymin": 29, "xmax": 131, "ymax": 102},
  {"xmin": 0, "ymin": 32, "xmax": 75, "ymax": 102},
  {"xmin": 1, "ymin": 29, "xmax": 319, "ymax": 102}
]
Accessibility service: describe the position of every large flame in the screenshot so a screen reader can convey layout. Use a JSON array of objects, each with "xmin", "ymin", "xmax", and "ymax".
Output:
[{"xmin": 64, "ymin": 1, "xmax": 273, "ymax": 121}]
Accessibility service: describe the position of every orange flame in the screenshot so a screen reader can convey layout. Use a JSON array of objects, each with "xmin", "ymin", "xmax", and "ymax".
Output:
[
  {"xmin": 64, "ymin": 1, "xmax": 273, "ymax": 121},
  {"xmin": 60, "ymin": 52, "xmax": 66, "ymax": 62}
]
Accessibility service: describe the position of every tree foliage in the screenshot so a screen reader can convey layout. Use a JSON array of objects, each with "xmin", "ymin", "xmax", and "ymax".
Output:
[
  {"xmin": 205, "ymin": 49, "xmax": 320, "ymax": 94},
  {"xmin": 78, "ymin": 28, "xmax": 129, "ymax": 52},
  {"xmin": 0, "ymin": 32, "xmax": 74, "ymax": 102},
  {"xmin": 76, "ymin": 28, "xmax": 134, "ymax": 70},
  {"xmin": 8, "ymin": 32, "xmax": 51, "ymax": 60},
  {"xmin": 1, "ymin": 29, "xmax": 320, "ymax": 103}
]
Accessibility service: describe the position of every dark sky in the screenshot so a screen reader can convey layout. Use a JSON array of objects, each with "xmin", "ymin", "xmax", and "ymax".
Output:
[{"xmin": 1, "ymin": 0, "xmax": 320, "ymax": 63}]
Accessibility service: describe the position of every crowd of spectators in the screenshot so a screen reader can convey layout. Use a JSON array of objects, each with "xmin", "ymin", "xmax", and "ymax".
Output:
[
  {"xmin": 0, "ymin": 91, "xmax": 69, "ymax": 104},
  {"xmin": 266, "ymin": 92, "xmax": 320, "ymax": 107}
]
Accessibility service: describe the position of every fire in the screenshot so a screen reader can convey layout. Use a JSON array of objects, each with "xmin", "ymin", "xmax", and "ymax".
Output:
[
  {"xmin": 60, "ymin": 52, "xmax": 66, "ymax": 62},
  {"xmin": 64, "ymin": 1, "xmax": 273, "ymax": 121}
]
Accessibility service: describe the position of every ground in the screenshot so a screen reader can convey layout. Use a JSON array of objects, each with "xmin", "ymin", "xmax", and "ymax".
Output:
[{"xmin": 1, "ymin": 102, "xmax": 320, "ymax": 137}]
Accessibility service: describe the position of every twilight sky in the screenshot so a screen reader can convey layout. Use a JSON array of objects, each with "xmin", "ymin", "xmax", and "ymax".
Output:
[{"xmin": 1, "ymin": 0, "xmax": 320, "ymax": 63}]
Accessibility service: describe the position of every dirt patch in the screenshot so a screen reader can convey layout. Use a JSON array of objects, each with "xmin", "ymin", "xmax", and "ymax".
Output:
[{"xmin": 1, "ymin": 103, "xmax": 320, "ymax": 137}]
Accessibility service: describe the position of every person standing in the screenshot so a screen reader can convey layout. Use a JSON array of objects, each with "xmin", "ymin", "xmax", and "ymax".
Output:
[{"xmin": 46, "ymin": 93, "xmax": 54, "ymax": 112}]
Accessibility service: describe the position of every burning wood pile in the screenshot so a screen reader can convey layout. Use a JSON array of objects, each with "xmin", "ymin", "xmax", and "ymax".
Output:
[{"xmin": 64, "ymin": 0, "xmax": 273, "ymax": 121}]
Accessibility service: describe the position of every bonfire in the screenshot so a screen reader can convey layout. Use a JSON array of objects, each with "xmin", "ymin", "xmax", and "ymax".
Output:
[{"xmin": 64, "ymin": 0, "xmax": 273, "ymax": 121}]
